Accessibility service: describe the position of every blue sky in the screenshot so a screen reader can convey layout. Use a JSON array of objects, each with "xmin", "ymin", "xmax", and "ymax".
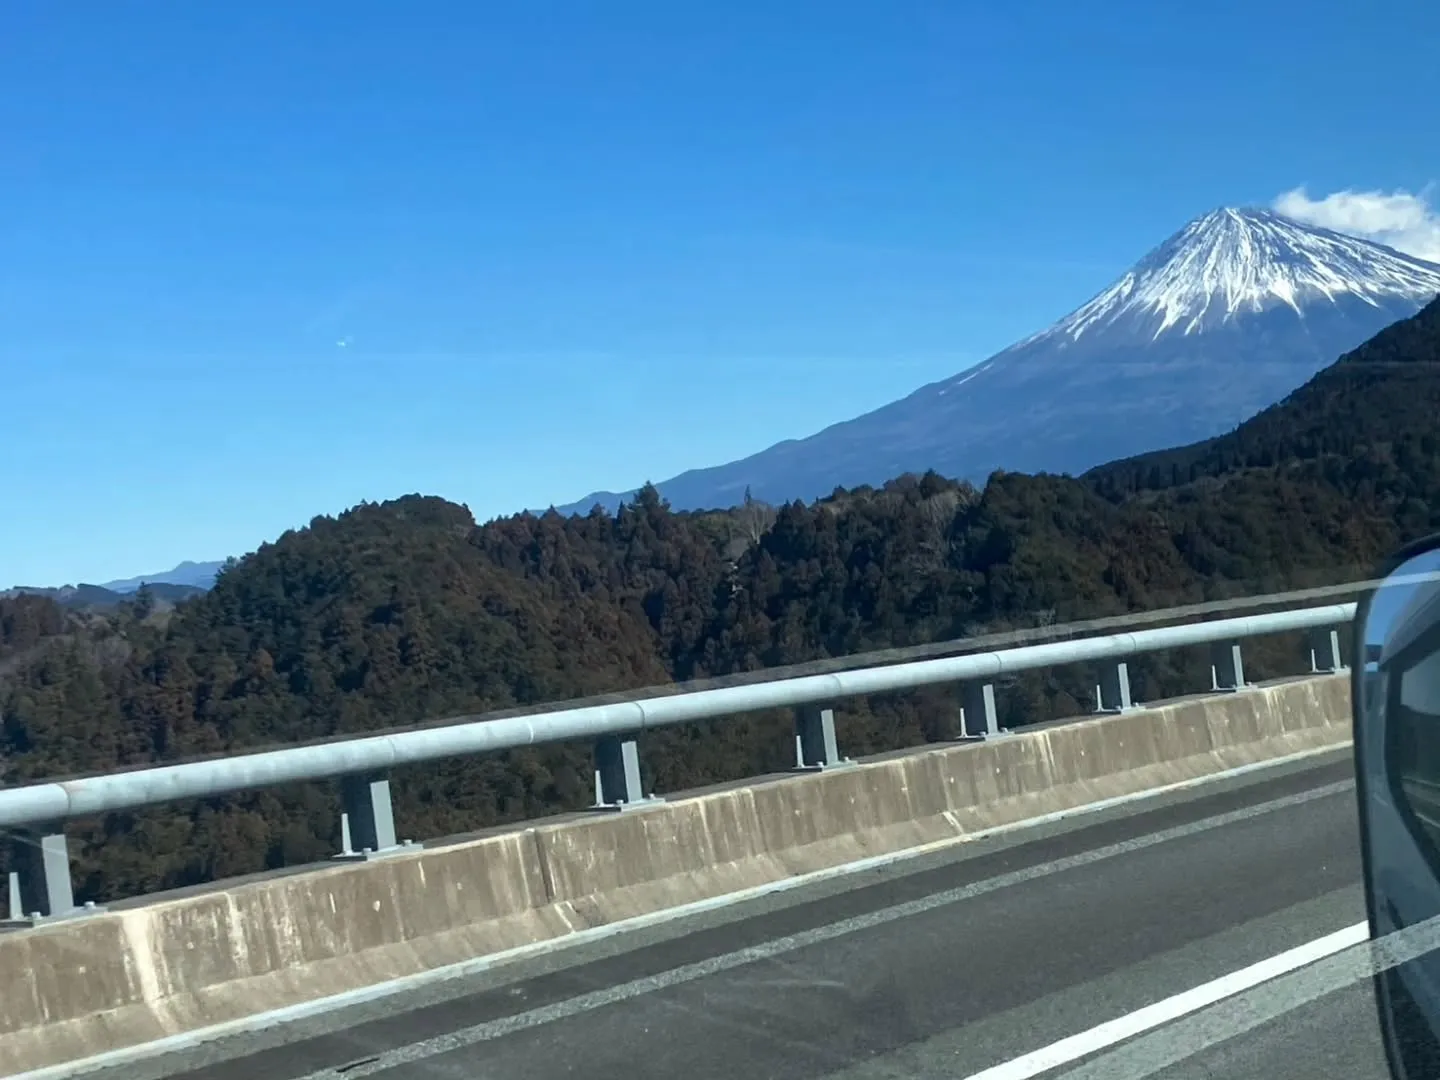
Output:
[{"xmin": 3, "ymin": 0, "xmax": 1439, "ymax": 587}]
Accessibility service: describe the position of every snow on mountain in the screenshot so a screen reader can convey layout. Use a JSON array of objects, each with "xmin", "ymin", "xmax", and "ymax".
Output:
[
  {"xmin": 554, "ymin": 207, "xmax": 1440, "ymax": 516},
  {"xmin": 1035, "ymin": 207, "xmax": 1440, "ymax": 345}
]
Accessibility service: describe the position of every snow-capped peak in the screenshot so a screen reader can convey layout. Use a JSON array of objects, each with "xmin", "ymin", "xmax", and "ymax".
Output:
[{"xmin": 1040, "ymin": 206, "xmax": 1440, "ymax": 344}]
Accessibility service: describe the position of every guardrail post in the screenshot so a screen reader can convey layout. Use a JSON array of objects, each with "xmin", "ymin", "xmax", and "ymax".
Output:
[
  {"xmin": 794, "ymin": 705, "xmax": 850, "ymax": 769},
  {"xmin": 1308, "ymin": 627, "xmax": 1345, "ymax": 674},
  {"xmin": 8, "ymin": 825, "xmax": 79, "ymax": 921},
  {"xmin": 335, "ymin": 773, "xmax": 418, "ymax": 860},
  {"xmin": 1211, "ymin": 640, "xmax": 1248, "ymax": 692},
  {"xmin": 1096, "ymin": 661, "xmax": 1135, "ymax": 713},
  {"xmin": 592, "ymin": 734, "xmax": 661, "ymax": 810},
  {"xmin": 960, "ymin": 682, "xmax": 1004, "ymax": 738}
]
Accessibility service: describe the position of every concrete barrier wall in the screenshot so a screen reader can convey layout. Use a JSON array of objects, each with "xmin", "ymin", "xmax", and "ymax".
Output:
[{"xmin": 0, "ymin": 675, "xmax": 1352, "ymax": 1077}]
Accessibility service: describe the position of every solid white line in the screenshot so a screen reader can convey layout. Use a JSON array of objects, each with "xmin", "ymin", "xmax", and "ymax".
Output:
[
  {"xmin": 961, "ymin": 920, "xmax": 1371, "ymax": 1080},
  {"xmin": 1053, "ymin": 911, "xmax": 1440, "ymax": 1079}
]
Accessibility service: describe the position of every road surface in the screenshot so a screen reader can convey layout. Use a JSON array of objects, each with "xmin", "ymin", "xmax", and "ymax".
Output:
[{"xmin": 93, "ymin": 749, "xmax": 1388, "ymax": 1080}]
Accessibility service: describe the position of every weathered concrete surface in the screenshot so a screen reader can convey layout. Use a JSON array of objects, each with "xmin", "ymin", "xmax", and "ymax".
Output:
[{"xmin": 0, "ymin": 674, "xmax": 1351, "ymax": 1077}]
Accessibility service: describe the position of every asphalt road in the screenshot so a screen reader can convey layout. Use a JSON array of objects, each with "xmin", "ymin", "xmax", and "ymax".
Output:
[{"xmin": 99, "ymin": 751, "xmax": 1388, "ymax": 1080}]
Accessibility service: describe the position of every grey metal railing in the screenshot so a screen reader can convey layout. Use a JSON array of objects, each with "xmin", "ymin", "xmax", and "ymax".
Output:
[{"xmin": 0, "ymin": 597, "xmax": 1356, "ymax": 927}]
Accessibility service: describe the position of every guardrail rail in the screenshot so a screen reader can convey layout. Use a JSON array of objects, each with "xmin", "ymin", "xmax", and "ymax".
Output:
[{"xmin": 0, "ymin": 594, "xmax": 1358, "ymax": 927}]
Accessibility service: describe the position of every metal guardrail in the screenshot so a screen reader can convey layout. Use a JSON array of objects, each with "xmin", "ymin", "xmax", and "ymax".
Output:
[{"xmin": 1, "ymin": 598, "xmax": 1357, "ymax": 926}]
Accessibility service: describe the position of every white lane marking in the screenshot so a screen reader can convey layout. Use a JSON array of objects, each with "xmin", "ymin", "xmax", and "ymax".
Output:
[
  {"xmin": 283, "ymin": 780, "xmax": 1353, "ymax": 1080},
  {"xmin": 962, "ymin": 922, "xmax": 1370, "ymax": 1079},
  {"xmin": 1054, "ymin": 910, "xmax": 1440, "ymax": 1080}
]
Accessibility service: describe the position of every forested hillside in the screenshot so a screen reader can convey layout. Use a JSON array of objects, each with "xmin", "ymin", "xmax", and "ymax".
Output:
[{"xmin": 4, "ymin": 296, "xmax": 1438, "ymax": 902}]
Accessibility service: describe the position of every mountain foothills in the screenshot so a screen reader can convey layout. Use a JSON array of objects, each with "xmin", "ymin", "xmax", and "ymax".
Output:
[
  {"xmin": 2, "ymin": 295, "xmax": 1439, "ymax": 902},
  {"xmin": 561, "ymin": 207, "xmax": 1440, "ymax": 515},
  {"xmin": 4, "ymin": 562, "xmax": 222, "ymax": 611},
  {"xmin": 0, "ymin": 582, "xmax": 205, "ymax": 611}
]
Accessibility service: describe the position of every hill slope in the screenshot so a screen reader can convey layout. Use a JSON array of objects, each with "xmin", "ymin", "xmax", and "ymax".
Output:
[{"xmin": 1089, "ymin": 291, "xmax": 1440, "ymax": 507}]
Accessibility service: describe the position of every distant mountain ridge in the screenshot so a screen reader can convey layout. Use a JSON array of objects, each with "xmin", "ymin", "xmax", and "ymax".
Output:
[
  {"xmin": 10, "ymin": 559, "xmax": 228, "ymax": 604},
  {"xmin": 100, "ymin": 559, "xmax": 225, "ymax": 594},
  {"xmin": 553, "ymin": 207, "xmax": 1440, "ymax": 515}
]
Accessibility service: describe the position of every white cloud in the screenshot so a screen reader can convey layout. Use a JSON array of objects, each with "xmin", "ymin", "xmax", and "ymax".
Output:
[{"xmin": 1273, "ymin": 186, "xmax": 1440, "ymax": 263}]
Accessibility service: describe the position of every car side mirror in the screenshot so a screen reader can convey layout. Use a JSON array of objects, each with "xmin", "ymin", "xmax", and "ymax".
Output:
[{"xmin": 1355, "ymin": 535, "xmax": 1440, "ymax": 1079}]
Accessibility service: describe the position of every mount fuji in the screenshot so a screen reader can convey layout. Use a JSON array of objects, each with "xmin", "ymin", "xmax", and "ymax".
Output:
[{"xmin": 556, "ymin": 207, "xmax": 1440, "ymax": 514}]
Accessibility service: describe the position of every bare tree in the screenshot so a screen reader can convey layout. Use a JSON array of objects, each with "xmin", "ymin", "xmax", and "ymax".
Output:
[{"xmin": 736, "ymin": 487, "xmax": 777, "ymax": 546}]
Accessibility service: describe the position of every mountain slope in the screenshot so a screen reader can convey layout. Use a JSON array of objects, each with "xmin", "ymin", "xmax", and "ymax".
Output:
[
  {"xmin": 558, "ymin": 208, "xmax": 1440, "ymax": 514},
  {"xmin": 1088, "ymin": 292, "xmax": 1440, "ymax": 502}
]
